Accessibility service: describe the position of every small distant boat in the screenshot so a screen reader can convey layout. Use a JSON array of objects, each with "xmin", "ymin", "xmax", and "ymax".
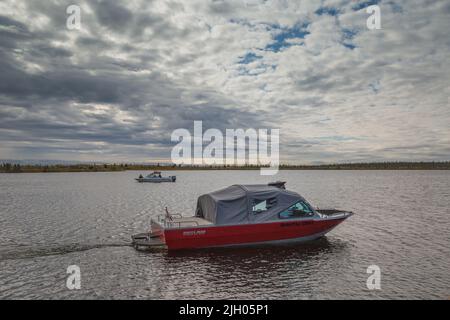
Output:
[
  {"xmin": 135, "ymin": 171, "xmax": 176, "ymax": 183},
  {"xmin": 132, "ymin": 182, "xmax": 353, "ymax": 250}
]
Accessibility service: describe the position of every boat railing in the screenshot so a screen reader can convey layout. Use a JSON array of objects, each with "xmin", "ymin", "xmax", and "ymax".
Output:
[
  {"xmin": 315, "ymin": 209, "xmax": 353, "ymax": 219},
  {"xmin": 153, "ymin": 214, "xmax": 200, "ymax": 229}
]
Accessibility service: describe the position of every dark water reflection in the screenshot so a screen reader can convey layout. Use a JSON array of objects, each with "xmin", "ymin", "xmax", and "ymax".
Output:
[
  {"xmin": 163, "ymin": 239, "xmax": 351, "ymax": 298},
  {"xmin": 129, "ymin": 238, "xmax": 351, "ymax": 299},
  {"xmin": 0, "ymin": 170, "xmax": 449, "ymax": 299}
]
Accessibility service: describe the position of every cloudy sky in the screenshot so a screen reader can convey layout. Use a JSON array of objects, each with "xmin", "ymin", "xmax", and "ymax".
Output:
[{"xmin": 0, "ymin": 0, "xmax": 449, "ymax": 164}]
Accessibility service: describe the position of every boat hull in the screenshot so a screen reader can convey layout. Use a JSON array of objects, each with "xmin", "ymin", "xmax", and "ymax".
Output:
[
  {"xmin": 135, "ymin": 177, "xmax": 176, "ymax": 183},
  {"xmin": 162, "ymin": 216, "xmax": 349, "ymax": 250}
]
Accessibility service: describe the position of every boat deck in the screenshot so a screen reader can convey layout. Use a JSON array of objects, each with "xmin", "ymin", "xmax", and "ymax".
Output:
[
  {"xmin": 132, "ymin": 232, "xmax": 165, "ymax": 248},
  {"xmin": 167, "ymin": 216, "xmax": 213, "ymax": 228}
]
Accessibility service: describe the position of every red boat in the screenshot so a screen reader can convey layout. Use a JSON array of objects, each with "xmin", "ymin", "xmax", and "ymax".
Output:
[{"xmin": 132, "ymin": 182, "xmax": 353, "ymax": 251}]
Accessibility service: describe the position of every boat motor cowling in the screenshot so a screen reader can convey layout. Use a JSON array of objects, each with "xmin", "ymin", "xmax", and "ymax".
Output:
[{"xmin": 268, "ymin": 181, "xmax": 286, "ymax": 189}]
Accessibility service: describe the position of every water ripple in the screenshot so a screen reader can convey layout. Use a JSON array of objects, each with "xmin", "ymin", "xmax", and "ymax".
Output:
[{"xmin": 0, "ymin": 170, "xmax": 449, "ymax": 299}]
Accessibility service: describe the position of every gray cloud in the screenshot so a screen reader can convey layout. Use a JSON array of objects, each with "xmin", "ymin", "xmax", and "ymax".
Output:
[
  {"xmin": 93, "ymin": 1, "xmax": 133, "ymax": 32},
  {"xmin": 0, "ymin": 0, "xmax": 449, "ymax": 163}
]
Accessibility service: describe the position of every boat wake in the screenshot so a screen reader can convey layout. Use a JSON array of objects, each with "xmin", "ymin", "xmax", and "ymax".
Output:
[{"xmin": 0, "ymin": 243, "xmax": 132, "ymax": 261}]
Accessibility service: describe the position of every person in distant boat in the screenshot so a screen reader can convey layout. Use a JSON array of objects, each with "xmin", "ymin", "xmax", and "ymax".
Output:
[
  {"xmin": 139, "ymin": 174, "xmax": 143, "ymax": 179},
  {"xmin": 158, "ymin": 173, "xmax": 162, "ymax": 178}
]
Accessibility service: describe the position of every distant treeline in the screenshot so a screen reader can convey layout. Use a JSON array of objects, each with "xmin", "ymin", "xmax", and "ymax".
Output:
[
  {"xmin": 1, "ymin": 161, "xmax": 449, "ymax": 173},
  {"xmin": 279, "ymin": 162, "xmax": 450, "ymax": 170}
]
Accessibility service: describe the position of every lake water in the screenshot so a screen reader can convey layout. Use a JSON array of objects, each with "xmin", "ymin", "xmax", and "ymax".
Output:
[{"xmin": 0, "ymin": 170, "xmax": 449, "ymax": 299}]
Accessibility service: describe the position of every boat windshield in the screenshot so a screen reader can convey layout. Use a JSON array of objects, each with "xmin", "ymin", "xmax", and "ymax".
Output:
[
  {"xmin": 147, "ymin": 172, "xmax": 162, "ymax": 178},
  {"xmin": 279, "ymin": 201, "xmax": 315, "ymax": 219}
]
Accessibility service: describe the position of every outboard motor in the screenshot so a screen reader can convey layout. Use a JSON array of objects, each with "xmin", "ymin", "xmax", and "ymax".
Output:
[
  {"xmin": 268, "ymin": 181, "xmax": 286, "ymax": 189},
  {"xmin": 171, "ymin": 176, "xmax": 176, "ymax": 182}
]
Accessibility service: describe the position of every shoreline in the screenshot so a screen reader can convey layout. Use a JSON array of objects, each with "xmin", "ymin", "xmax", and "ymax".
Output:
[{"xmin": 1, "ymin": 162, "xmax": 449, "ymax": 173}]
